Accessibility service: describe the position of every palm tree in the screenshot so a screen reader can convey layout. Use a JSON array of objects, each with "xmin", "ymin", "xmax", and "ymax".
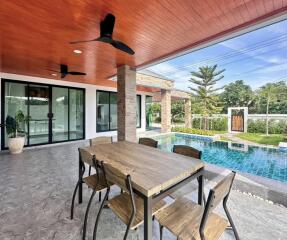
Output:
[
  {"xmin": 259, "ymin": 84, "xmax": 279, "ymax": 135},
  {"xmin": 189, "ymin": 65, "xmax": 225, "ymax": 130}
]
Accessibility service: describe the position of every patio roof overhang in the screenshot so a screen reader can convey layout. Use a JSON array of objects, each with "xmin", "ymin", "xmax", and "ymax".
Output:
[{"xmin": 1, "ymin": 1, "xmax": 287, "ymax": 88}]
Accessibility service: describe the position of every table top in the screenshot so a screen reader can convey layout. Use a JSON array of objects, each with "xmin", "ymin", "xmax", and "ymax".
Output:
[{"xmin": 83, "ymin": 141, "xmax": 204, "ymax": 197}]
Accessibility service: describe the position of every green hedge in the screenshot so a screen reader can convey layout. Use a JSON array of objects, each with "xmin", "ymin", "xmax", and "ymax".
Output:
[
  {"xmin": 171, "ymin": 127, "xmax": 215, "ymax": 136},
  {"xmin": 191, "ymin": 117, "xmax": 227, "ymax": 131},
  {"xmin": 247, "ymin": 119, "xmax": 286, "ymax": 134}
]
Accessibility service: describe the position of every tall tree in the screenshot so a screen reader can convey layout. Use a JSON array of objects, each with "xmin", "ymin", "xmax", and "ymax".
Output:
[
  {"xmin": 258, "ymin": 83, "xmax": 280, "ymax": 135},
  {"xmin": 189, "ymin": 65, "xmax": 225, "ymax": 130},
  {"xmin": 220, "ymin": 80, "xmax": 253, "ymax": 113}
]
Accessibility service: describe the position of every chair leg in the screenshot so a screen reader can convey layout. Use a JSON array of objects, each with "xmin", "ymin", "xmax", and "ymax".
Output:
[
  {"xmin": 98, "ymin": 191, "xmax": 101, "ymax": 202},
  {"xmin": 82, "ymin": 189, "xmax": 97, "ymax": 240},
  {"xmin": 70, "ymin": 180, "xmax": 80, "ymax": 219},
  {"xmin": 223, "ymin": 199, "xmax": 240, "ymax": 240},
  {"xmin": 197, "ymin": 177, "xmax": 206, "ymax": 206},
  {"xmin": 89, "ymin": 166, "xmax": 91, "ymax": 176},
  {"xmin": 93, "ymin": 187, "xmax": 110, "ymax": 240},
  {"xmin": 159, "ymin": 224, "xmax": 163, "ymax": 240}
]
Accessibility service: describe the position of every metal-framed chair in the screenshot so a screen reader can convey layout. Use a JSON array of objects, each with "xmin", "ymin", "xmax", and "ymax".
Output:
[
  {"xmin": 70, "ymin": 148, "xmax": 112, "ymax": 240},
  {"xmin": 156, "ymin": 171, "xmax": 240, "ymax": 240},
  {"xmin": 138, "ymin": 137, "xmax": 158, "ymax": 148},
  {"xmin": 93, "ymin": 161, "xmax": 166, "ymax": 240},
  {"xmin": 171, "ymin": 145, "xmax": 206, "ymax": 203}
]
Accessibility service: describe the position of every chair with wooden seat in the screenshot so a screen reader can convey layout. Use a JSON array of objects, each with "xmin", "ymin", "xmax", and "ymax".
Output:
[
  {"xmin": 156, "ymin": 171, "xmax": 240, "ymax": 240},
  {"xmin": 70, "ymin": 148, "xmax": 113, "ymax": 240},
  {"xmin": 93, "ymin": 161, "xmax": 166, "ymax": 240},
  {"xmin": 89, "ymin": 136, "xmax": 113, "ymax": 175},
  {"xmin": 138, "ymin": 137, "xmax": 158, "ymax": 148},
  {"xmin": 171, "ymin": 145, "xmax": 205, "ymax": 203}
]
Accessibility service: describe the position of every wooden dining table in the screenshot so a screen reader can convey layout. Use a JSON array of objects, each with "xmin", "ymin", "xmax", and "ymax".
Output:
[{"xmin": 78, "ymin": 141, "xmax": 205, "ymax": 240}]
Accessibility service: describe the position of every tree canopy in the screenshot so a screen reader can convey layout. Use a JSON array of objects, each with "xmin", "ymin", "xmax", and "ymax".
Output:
[{"xmin": 220, "ymin": 80, "xmax": 253, "ymax": 112}]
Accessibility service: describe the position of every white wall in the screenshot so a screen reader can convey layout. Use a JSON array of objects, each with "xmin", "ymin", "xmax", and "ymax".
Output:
[{"xmin": 0, "ymin": 72, "xmax": 148, "ymax": 149}]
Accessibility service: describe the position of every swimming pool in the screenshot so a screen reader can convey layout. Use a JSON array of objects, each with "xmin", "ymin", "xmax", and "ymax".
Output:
[{"xmin": 154, "ymin": 133, "xmax": 287, "ymax": 183}]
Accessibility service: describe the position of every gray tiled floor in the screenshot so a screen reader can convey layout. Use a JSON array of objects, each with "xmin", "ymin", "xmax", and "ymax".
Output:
[{"xmin": 0, "ymin": 141, "xmax": 287, "ymax": 240}]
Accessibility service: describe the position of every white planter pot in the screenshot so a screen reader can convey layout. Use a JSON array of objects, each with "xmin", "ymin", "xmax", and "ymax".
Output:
[{"xmin": 8, "ymin": 137, "xmax": 25, "ymax": 154}]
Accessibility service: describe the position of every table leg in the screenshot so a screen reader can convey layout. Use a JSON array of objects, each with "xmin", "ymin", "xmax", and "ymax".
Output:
[
  {"xmin": 78, "ymin": 151, "xmax": 83, "ymax": 204},
  {"xmin": 198, "ymin": 174, "xmax": 204, "ymax": 205},
  {"xmin": 144, "ymin": 196, "xmax": 152, "ymax": 240}
]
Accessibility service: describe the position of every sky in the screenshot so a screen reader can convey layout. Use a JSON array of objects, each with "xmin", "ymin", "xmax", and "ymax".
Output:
[{"xmin": 145, "ymin": 19, "xmax": 287, "ymax": 92}]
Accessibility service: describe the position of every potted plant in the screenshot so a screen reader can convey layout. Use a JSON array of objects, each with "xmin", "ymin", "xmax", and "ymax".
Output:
[{"xmin": 5, "ymin": 110, "xmax": 29, "ymax": 154}]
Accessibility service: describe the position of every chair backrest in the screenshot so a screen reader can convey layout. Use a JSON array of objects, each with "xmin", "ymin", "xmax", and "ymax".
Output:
[
  {"xmin": 90, "ymin": 136, "xmax": 113, "ymax": 146},
  {"xmin": 200, "ymin": 171, "xmax": 236, "ymax": 233},
  {"xmin": 139, "ymin": 138, "xmax": 158, "ymax": 148},
  {"xmin": 100, "ymin": 161, "xmax": 133, "ymax": 193},
  {"xmin": 79, "ymin": 148, "xmax": 95, "ymax": 166},
  {"xmin": 173, "ymin": 145, "xmax": 202, "ymax": 159}
]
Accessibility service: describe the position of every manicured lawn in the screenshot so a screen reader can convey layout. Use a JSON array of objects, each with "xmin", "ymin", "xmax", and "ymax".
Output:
[{"xmin": 236, "ymin": 133, "xmax": 284, "ymax": 146}]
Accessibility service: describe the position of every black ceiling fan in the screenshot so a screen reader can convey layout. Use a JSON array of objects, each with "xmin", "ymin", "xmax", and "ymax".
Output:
[
  {"xmin": 70, "ymin": 13, "xmax": 135, "ymax": 55},
  {"xmin": 48, "ymin": 64, "xmax": 86, "ymax": 79}
]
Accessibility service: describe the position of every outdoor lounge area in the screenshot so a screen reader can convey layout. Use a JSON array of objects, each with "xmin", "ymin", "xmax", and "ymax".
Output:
[{"xmin": 1, "ymin": 1, "xmax": 287, "ymax": 240}]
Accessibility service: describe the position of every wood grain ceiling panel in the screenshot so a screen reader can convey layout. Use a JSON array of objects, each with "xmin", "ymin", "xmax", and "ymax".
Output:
[{"xmin": 0, "ymin": 0, "xmax": 286, "ymax": 86}]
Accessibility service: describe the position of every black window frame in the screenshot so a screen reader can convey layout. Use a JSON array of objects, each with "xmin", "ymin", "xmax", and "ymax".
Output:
[
  {"xmin": 96, "ymin": 90, "xmax": 142, "ymax": 132},
  {"xmin": 1, "ymin": 78, "xmax": 86, "ymax": 150}
]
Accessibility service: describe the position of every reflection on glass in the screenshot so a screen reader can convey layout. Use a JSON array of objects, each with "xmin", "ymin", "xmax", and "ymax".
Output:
[
  {"xmin": 28, "ymin": 85, "xmax": 49, "ymax": 145},
  {"xmin": 110, "ymin": 92, "xmax": 117, "ymax": 130},
  {"xmin": 4, "ymin": 82, "xmax": 28, "ymax": 147},
  {"xmin": 69, "ymin": 89, "xmax": 84, "ymax": 140},
  {"xmin": 97, "ymin": 91, "xmax": 110, "ymax": 132},
  {"xmin": 136, "ymin": 95, "xmax": 141, "ymax": 128},
  {"xmin": 52, "ymin": 87, "xmax": 69, "ymax": 142}
]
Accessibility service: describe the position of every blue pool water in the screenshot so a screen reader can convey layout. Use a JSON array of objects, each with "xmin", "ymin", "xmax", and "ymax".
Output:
[{"xmin": 154, "ymin": 133, "xmax": 287, "ymax": 183}]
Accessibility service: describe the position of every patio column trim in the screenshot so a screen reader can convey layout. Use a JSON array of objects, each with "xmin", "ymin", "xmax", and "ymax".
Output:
[
  {"xmin": 117, "ymin": 65, "xmax": 137, "ymax": 142},
  {"xmin": 185, "ymin": 98, "xmax": 192, "ymax": 128},
  {"xmin": 161, "ymin": 89, "xmax": 171, "ymax": 133}
]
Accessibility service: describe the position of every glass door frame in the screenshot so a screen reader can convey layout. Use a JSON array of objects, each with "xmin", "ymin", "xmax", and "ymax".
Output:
[{"xmin": 1, "ymin": 79, "xmax": 86, "ymax": 150}]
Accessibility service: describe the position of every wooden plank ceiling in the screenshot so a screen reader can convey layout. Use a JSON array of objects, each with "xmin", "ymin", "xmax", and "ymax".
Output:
[{"xmin": 1, "ymin": 0, "xmax": 287, "ymax": 87}]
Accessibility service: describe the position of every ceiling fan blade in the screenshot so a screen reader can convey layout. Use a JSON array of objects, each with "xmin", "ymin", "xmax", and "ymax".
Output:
[
  {"xmin": 100, "ymin": 14, "xmax": 115, "ymax": 38},
  {"xmin": 68, "ymin": 72, "xmax": 86, "ymax": 76},
  {"xmin": 111, "ymin": 40, "xmax": 135, "ymax": 55},
  {"xmin": 70, "ymin": 39, "xmax": 98, "ymax": 44}
]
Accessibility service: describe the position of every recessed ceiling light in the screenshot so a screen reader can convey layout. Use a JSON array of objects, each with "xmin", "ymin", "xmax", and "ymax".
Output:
[
  {"xmin": 51, "ymin": 73, "xmax": 57, "ymax": 76},
  {"xmin": 73, "ymin": 49, "xmax": 82, "ymax": 54}
]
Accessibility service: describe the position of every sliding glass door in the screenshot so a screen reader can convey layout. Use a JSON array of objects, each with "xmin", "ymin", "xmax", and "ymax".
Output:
[
  {"xmin": 28, "ymin": 84, "xmax": 50, "ymax": 145},
  {"xmin": 1, "ymin": 80, "xmax": 85, "ymax": 149},
  {"xmin": 52, "ymin": 87, "xmax": 69, "ymax": 142}
]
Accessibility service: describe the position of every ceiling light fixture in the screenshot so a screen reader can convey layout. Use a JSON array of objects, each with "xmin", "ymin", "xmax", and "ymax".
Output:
[
  {"xmin": 51, "ymin": 73, "xmax": 57, "ymax": 76},
  {"xmin": 73, "ymin": 49, "xmax": 82, "ymax": 54}
]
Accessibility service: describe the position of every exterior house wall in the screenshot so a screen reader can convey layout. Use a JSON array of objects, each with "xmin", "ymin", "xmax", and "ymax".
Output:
[{"xmin": 0, "ymin": 72, "xmax": 148, "ymax": 149}]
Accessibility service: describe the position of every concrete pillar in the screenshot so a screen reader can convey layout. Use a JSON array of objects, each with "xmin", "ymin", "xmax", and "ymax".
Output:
[
  {"xmin": 184, "ymin": 98, "xmax": 192, "ymax": 128},
  {"xmin": 117, "ymin": 65, "xmax": 137, "ymax": 142},
  {"xmin": 161, "ymin": 89, "xmax": 171, "ymax": 133}
]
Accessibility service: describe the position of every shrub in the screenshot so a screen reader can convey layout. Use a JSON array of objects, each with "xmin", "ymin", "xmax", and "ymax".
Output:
[
  {"xmin": 191, "ymin": 117, "xmax": 227, "ymax": 131},
  {"xmin": 211, "ymin": 117, "xmax": 228, "ymax": 131},
  {"xmin": 171, "ymin": 127, "xmax": 215, "ymax": 136},
  {"xmin": 247, "ymin": 119, "xmax": 286, "ymax": 134},
  {"xmin": 284, "ymin": 124, "xmax": 287, "ymax": 142},
  {"xmin": 247, "ymin": 120, "xmax": 266, "ymax": 133}
]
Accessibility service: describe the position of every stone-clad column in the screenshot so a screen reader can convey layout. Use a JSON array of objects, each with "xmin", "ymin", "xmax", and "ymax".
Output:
[
  {"xmin": 117, "ymin": 65, "xmax": 137, "ymax": 142},
  {"xmin": 161, "ymin": 89, "xmax": 171, "ymax": 133},
  {"xmin": 185, "ymin": 98, "xmax": 192, "ymax": 128}
]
